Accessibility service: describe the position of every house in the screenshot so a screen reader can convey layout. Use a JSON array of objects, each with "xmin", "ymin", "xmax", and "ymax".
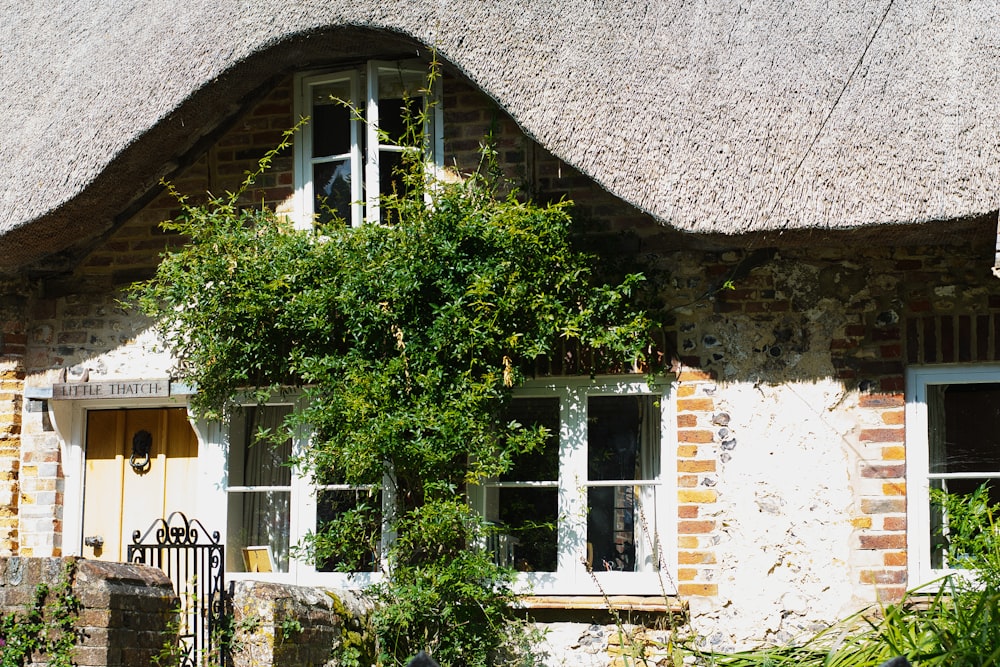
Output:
[{"xmin": 1, "ymin": 0, "xmax": 999, "ymax": 661}]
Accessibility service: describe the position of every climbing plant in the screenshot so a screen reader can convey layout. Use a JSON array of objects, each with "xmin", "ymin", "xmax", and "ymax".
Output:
[
  {"xmin": 131, "ymin": 76, "xmax": 657, "ymax": 665},
  {"xmin": 0, "ymin": 560, "xmax": 80, "ymax": 667}
]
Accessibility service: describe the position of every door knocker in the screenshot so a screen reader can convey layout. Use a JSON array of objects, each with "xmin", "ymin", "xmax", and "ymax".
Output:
[{"xmin": 130, "ymin": 429, "xmax": 152, "ymax": 473}]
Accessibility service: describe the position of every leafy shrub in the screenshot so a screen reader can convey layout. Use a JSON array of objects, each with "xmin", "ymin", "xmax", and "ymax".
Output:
[{"xmin": 131, "ymin": 72, "xmax": 655, "ymax": 666}]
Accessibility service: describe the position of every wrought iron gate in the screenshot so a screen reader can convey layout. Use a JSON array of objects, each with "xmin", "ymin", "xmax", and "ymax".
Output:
[{"xmin": 128, "ymin": 512, "xmax": 228, "ymax": 667}]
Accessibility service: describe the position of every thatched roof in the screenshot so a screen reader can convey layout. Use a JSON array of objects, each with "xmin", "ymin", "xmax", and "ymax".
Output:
[{"xmin": 1, "ymin": 1, "xmax": 998, "ymax": 273}]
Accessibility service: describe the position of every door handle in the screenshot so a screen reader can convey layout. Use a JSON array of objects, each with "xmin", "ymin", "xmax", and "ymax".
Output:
[{"xmin": 84, "ymin": 535, "xmax": 104, "ymax": 548}]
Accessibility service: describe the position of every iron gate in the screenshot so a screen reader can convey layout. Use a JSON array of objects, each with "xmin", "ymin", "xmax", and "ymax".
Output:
[{"xmin": 128, "ymin": 512, "xmax": 228, "ymax": 667}]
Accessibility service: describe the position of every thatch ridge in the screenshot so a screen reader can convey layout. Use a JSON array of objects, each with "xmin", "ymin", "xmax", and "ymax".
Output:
[{"xmin": 1, "ymin": 1, "xmax": 998, "ymax": 271}]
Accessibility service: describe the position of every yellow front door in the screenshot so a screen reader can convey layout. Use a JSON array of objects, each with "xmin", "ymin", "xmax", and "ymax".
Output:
[{"xmin": 81, "ymin": 408, "xmax": 199, "ymax": 561}]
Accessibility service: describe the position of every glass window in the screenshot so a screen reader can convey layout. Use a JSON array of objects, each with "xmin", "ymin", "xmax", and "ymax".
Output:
[
  {"xmin": 480, "ymin": 397, "xmax": 560, "ymax": 572},
  {"xmin": 907, "ymin": 365, "xmax": 1000, "ymax": 584},
  {"xmin": 226, "ymin": 405, "xmax": 292, "ymax": 573},
  {"xmin": 586, "ymin": 395, "xmax": 662, "ymax": 574},
  {"xmin": 223, "ymin": 401, "xmax": 391, "ymax": 584},
  {"xmin": 474, "ymin": 379, "xmax": 675, "ymax": 596},
  {"xmin": 926, "ymin": 383, "xmax": 1000, "ymax": 569},
  {"xmin": 296, "ymin": 61, "xmax": 440, "ymax": 229}
]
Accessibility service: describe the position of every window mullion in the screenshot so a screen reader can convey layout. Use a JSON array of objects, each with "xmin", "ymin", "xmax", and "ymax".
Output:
[
  {"xmin": 559, "ymin": 387, "xmax": 587, "ymax": 584},
  {"xmin": 348, "ymin": 71, "xmax": 363, "ymax": 228},
  {"xmin": 365, "ymin": 60, "xmax": 381, "ymax": 224}
]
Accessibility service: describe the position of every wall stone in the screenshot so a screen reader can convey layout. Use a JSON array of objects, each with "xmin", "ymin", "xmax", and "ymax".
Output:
[
  {"xmin": 229, "ymin": 581, "xmax": 366, "ymax": 667},
  {"xmin": 0, "ymin": 557, "xmax": 177, "ymax": 667}
]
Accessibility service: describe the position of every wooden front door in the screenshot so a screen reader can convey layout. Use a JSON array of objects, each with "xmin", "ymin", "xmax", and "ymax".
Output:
[{"xmin": 81, "ymin": 408, "xmax": 199, "ymax": 561}]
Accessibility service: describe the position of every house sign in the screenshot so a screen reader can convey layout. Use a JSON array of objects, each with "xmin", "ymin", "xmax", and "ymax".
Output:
[{"xmin": 51, "ymin": 380, "xmax": 170, "ymax": 400}]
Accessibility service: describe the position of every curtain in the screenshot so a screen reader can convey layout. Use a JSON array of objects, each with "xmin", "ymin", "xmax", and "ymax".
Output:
[
  {"xmin": 635, "ymin": 395, "xmax": 661, "ymax": 572},
  {"xmin": 241, "ymin": 405, "xmax": 292, "ymax": 571}
]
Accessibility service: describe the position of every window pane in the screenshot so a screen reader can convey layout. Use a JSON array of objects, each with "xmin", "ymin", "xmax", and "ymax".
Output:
[
  {"xmin": 378, "ymin": 149, "xmax": 405, "ymax": 204},
  {"xmin": 495, "ymin": 487, "xmax": 557, "ymax": 572},
  {"xmin": 930, "ymin": 477, "xmax": 1000, "ymax": 569},
  {"xmin": 312, "ymin": 80, "xmax": 352, "ymax": 157},
  {"xmin": 314, "ymin": 159, "xmax": 353, "ymax": 225},
  {"xmin": 504, "ymin": 397, "xmax": 559, "ymax": 482},
  {"xmin": 588, "ymin": 395, "xmax": 660, "ymax": 481},
  {"xmin": 316, "ymin": 489, "xmax": 381, "ymax": 573},
  {"xmin": 377, "ymin": 68, "xmax": 425, "ymax": 145},
  {"xmin": 930, "ymin": 383, "xmax": 1000, "ymax": 474},
  {"xmin": 227, "ymin": 406, "xmax": 292, "ymax": 572},
  {"xmin": 587, "ymin": 484, "xmax": 661, "ymax": 573},
  {"xmin": 227, "ymin": 490, "xmax": 290, "ymax": 572}
]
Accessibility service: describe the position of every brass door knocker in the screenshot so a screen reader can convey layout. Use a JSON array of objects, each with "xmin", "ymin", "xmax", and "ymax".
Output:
[{"xmin": 130, "ymin": 429, "xmax": 152, "ymax": 472}]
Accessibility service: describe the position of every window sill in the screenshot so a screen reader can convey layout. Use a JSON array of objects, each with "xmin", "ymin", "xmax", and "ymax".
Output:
[{"xmin": 518, "ymin": 595, "xmax": 687, "ymax": 614}]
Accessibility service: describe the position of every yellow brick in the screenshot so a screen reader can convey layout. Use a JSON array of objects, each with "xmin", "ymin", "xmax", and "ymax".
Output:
[
  {"xmin": 676, "ymin": 445, "xmax": 698, "ymax": 458},
  {"xmin": 882, "ymin": 446, "xmax": 906, "ymax": 461},
  {"xmin": 677, "ymin": 536, "xmax": 699, "ymax": 549},
  {"xmin": 678, "ymin": 550, "xmax": 716, "ymax": 565},
  {"xmin": 678, "ymin": 489, "xmax": 718, "ymax": 504},
  {"xmin": 677, "ymin": 398, "xmax": 714, "ymax": 412},
  {"xmin": 677, "ymin": 385, "xmax": 697, "ymax": 398},
  {"xmin": 851, "ymin": 517, "xmax": 873, "ymax": 529},
  {"xmin": 678, "ymin": 583, "xmax": 718, "ymax": 597},
  {"xmin": 883, "ymin": 482, "xmax": 906, "ymax": 496},
  {"xmin": 677, "ymin": 459, "xmax": 716, "ymax": 473},
  {"xmin": 881, "ymin": 410, "xmax": 905, "ymax": 425}
]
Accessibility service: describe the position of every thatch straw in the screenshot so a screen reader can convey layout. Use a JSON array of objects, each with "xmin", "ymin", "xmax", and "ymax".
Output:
[{"xmin": 1, "ymin": 1, "xmax": 997, "ymax": 271}]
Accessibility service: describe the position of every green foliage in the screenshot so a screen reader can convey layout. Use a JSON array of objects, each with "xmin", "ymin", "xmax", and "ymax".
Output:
[
  {"xmin": 130, "ymin": 65, "xmax": 655, "ymax": 666},
  {"xmin": 930, "ymin": 482, "xmax": 1000, "ymax": 590},
  {"xmin": 0, "ymin": 561, "xmax": 80, "ymax": 667}
]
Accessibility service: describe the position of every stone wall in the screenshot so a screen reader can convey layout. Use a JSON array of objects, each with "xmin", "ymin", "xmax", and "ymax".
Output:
[
  {"xmin": 0, "ymin": 557, "xmax": 176, "ymax": 666},
  {"xmin": 229, "ymin": 581, "xmax": 365, "ymax": 667}
]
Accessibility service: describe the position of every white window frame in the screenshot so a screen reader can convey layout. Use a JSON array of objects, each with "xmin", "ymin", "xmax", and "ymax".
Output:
[
  {"xmin": 202, "ymin": 396, "xmax": 388, "ymax": 588},
  {"xmin": 471, "ymin": 376, "xmax": 678, "ymax": 596},
  {"xmin": 905, "ymin": 363, "xmax": 1000, "ymax": 586},
  {"xmin": 293, "ymin": 60, "xmax": 443, "ymax": 230}
]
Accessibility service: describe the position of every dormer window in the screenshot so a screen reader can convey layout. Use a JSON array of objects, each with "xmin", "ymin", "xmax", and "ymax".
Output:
[{"xmin": 293, "ymin": 60, "xmax": 442, "ymax": 228}]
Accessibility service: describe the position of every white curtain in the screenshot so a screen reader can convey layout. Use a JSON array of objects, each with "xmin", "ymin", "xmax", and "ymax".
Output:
[
  {"xmin": 635, "ymin": 396, "xmax": 661, "ymax": 572},
  {"xmin": 241, "ymin": 405, "xmax": 292, "ymax": 570}
]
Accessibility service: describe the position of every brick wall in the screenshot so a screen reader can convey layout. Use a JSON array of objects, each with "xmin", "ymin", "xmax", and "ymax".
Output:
[
  {"xmin": 675, "ymin": 368, "xmax": 720, "ymax": 598},
  {"xmin": 0, "ymin": 280, "xmax": 28, "ymax": 557},
  {"xmin": 0, "ymin": 557, "xmax": 176, "ymax": 667}
]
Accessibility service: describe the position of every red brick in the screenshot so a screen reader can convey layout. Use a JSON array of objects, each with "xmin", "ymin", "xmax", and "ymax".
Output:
[
  {"xmin": 859, "ymin": 394, "xmax": 904, "ymax": 409},
  {"xmin": 883, "ymin": 517, "xmax": 907, "ymax": 531},
  {"xmin": 859, "ymin": 429, "xmax": 905, "ymax": 444},
  {"xmin": 881, "ymin": 377, "xmax": 905, "ymax": 392},
  {"xmin": 861, "ymin": 464, "xmax": 905, "ymax": 478},
  {"xmin": 677, "ymin": 520, "xmax": 716, "ymax": 535},
  {"xmin": 678, "ymin": 430, "xmax": 714, "ymax": 444},
  {"xmin": 859, "ymin": 534, "xmax": 907, "ymax": 550},
  {"xmin": 676, "ymin": 414, "xmax": 697, "ymax": 427}
]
